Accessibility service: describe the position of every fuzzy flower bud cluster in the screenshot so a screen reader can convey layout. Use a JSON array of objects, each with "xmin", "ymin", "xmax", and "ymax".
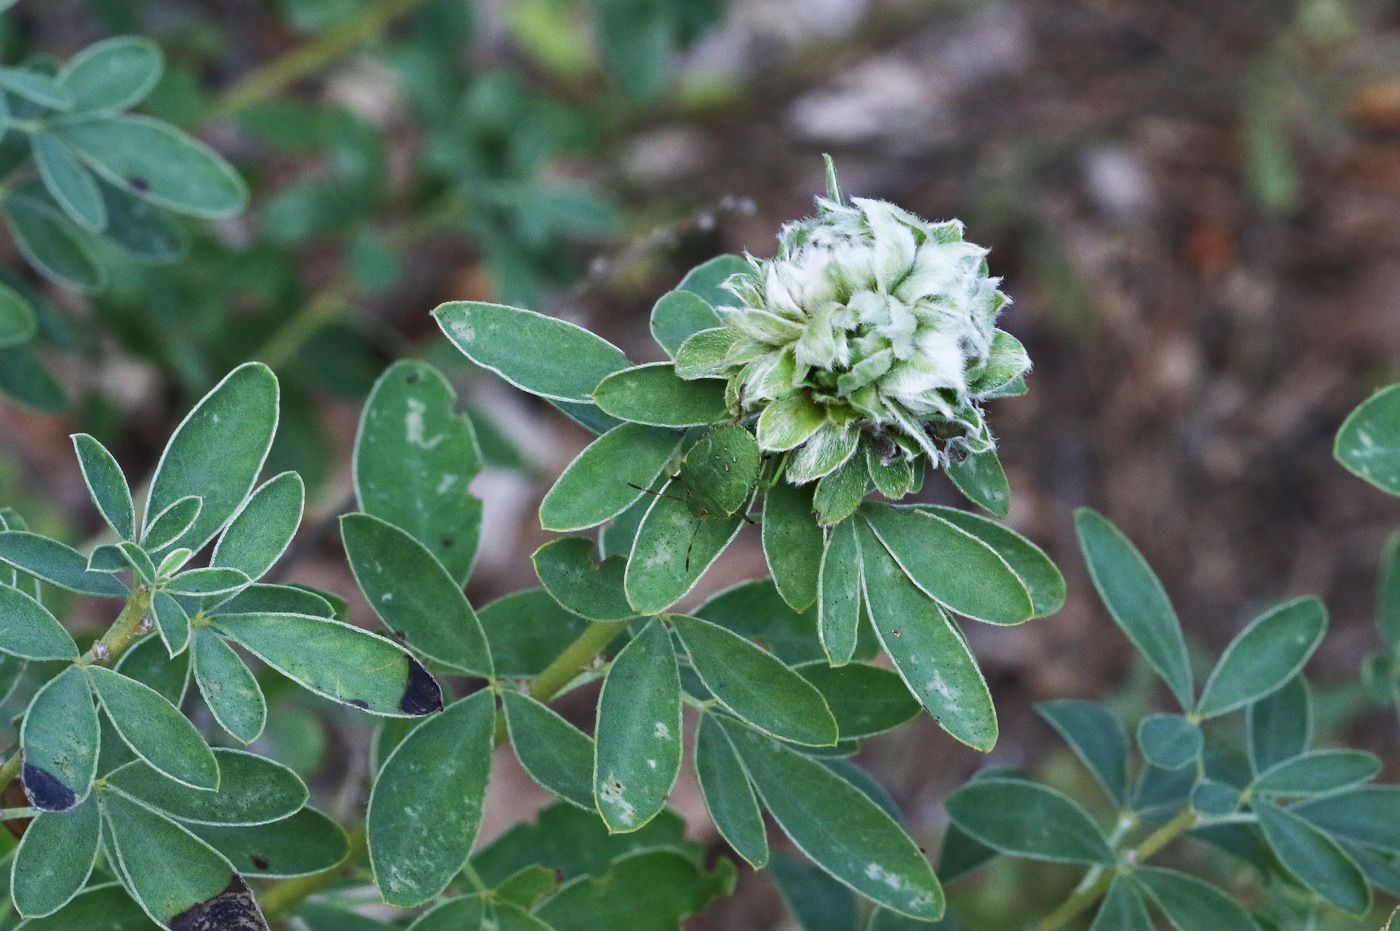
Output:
[{"xmin": 677, "ymin": 175, "xmax": 1030, "ymax": 485}]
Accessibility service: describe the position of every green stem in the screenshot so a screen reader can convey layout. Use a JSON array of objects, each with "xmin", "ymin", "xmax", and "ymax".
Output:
[
  {"xmin": 0, "ymin": 755, "xmax": 20, "ymax": 794},
  {"xmin": 529, "ymin": 621, "xmax": 629, "ymax": 704},
  {"xmin": 80, "ymin": 587, "xmax": 153, "ymax": 667},
  {"xmin": 1032, "ymin": 806, "xmax": 1198, "ymax": 931},
  {"xmin": 260, "ymin": 620, "xmax": 628, "ymax": 921},
  {"xmin": 208, "ymin": 0, "xmax": 431, "ymax": 120}
]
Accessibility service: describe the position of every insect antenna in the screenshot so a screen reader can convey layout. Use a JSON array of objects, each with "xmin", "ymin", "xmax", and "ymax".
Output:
[{"xmin": 626, "ymin": 482, "xmax": 686, "ymax": 503}]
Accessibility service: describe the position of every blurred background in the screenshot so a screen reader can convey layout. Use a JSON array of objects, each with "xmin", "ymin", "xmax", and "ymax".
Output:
[{"xmin": 2, "ymin": 0, "xmax": 1400, "ymax": 925}]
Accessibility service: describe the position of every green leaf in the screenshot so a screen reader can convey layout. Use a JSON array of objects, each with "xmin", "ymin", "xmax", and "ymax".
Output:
[
  {"xmin": 862, "ymin": 504, "xmax": 1033, "ymax": 625},
  {"xmin": 1293, "ymin": 786, "xmax": 1400, "ymax": 853},
  {"xmin": 502, "ymin": 691, "xmax": 595, "ymax": 810},
  {"xmin": 1136, "ymin": 714, "xmax": 1202, "ymax": 770},
  {"xmin": 1255, "ymin": 800, "xmax": 1370, "ymax": 914},
  {"xmin": 354, "ymin": 360, "xmax": 482, "ymax": 583},
  {"xmin": 1189, "ymin": 780, "xmax": 1241, "ymax": 816},
  {"xmin": 675, "ymin": 327, "xmax": 736, "ymax": 380},
  {"xmin": 762, "ymin": 481, "xmax": 823, "ymax": 613},
  {"xmin": 369, "ymin": 689, "xmax": 495, "ymax": 906},
  {"xmin": 593, "ymin": 364, "xmax": 729, "ymax": 427},
  {"xmin": 408, "ymin": 896, "xmax": 486, "ymax": 931},
  {"xmin": 593, "ymin": 619, "xmax": 682, "ymax": 832},
  {"xmin": 2, "ymin": 193, "xmax": 103, "ymax": 291},
  {"xmin": 532, "ymin": 537, "xmax": 632, "ymax": 622},
  {"xmin": 52, "ymin": 115, "xmax": 247, "ymax": 217},
  {"xmin": 694, "ymin": 714, "xmax": 767, "ymax": 868},
  {"xmin": 191, "ymin": 807, "xmax": 349, "ymax": 879},
  {"xmin": 624, "ymin": 481, "xmax": 744, "ymax": 615},
  {"xmin": 211, "ymin": 471, "xmax": 303, "ymax": 580},
  {"xmin": 0, "ymin": 280, "xmax": 37, "ymax": 348},
  {"xmin": 98, "ymin": 790, "xmax": 262, "ymax": 928},
  {"xmin": 57, "ymin": 36, "xmax": 162, "ymax": 112},
  {"xmin": 945, "ymin": 448, "xmax": 1010, "ymax": 518},
  {"xmin": 212, "ymin": 612, "xmax": 443, "ymax": 717},
  {"xmin": 676, "ymin": 254, "xmax": 750, "ymax": 307},
  {"xmin": 674, "ymin": 614, "xmax": 837, "ymax": 746},
  {"xmin": 151, "ymin": 590, "xmax": 190, "ymax": 655},
  {"xmin": 165, "ymin": 566, "xmax": 249, "ymax": 597},
  {"xmin": 21, "ymin": 666, "xmax": 98, "ymax": 812},
  {"xmin": 1196, "ymin": 597, "xmax": 1326, "ymax": 718},
  {"xmin": 1248, "ymin": 675, "xmax": 1311, "ymax": 775},
  {"xmin": 1334, "ymin": 383, "xmax": 1400, "ymax": 496},
  {"xmin": 1131, "ymin": 867, "xmax": 1256, "ymax": 930},
  {"xmin": 533, "ymin": 849, "xmax": 735, "ymax": 931},
  {"xmin": 1074, "ymin": 508, "xmax": 1193, "ymax": 708},
  {"xmin": 1035, "ymin": 700, "xmax": 1128, "ymax": 805},
  {"xmin": 857, "ymin": 520, "xmax": 997, "ymax": 750},
  {"xmin": 1089, "ymin": 877, "xmax": 1153, "ymax": 931},
  {"xmin": 31, "ymin": 135, "xmax": 105, "ymax": 231},
  {"xmin": 596, "ymin": 0, "xmax": 671, "ymax": 99},
  {"xmin": 0, "ymin": 586, "xmax": 78, "ymax": 660},
  {"xmin": 145, "ymin": 362, "xmax": 279, "ymax": 556},
  {"xmin": 651, "ymin": 290, "xmax": 721, "ymax": 357},
  {"xmin": 718, "ymin": 717, "xmax": 943, "ymax": 920},
  {"xmin": 97, "ymin": 177, "xmax": 187, "ymax": 261},
  {"xmin": 757, "ymin": 395, "xmax": 829, "ymax": 452},
  {"xmin": 12, "ymin": 794, "xmax": 100, "ymax": 918},
  {"xmin": 192, "ymin": 627, "xmax": 266, "ymax": 744},
  {"xmin": 945, "ymin": 778, "xmax": 1113, "ymax": 865},
  {"xmin": 1251, "ymin": 749, "xmax": 1381, "ymax": 797},
  {"xmin": 785, "ymin": 422, "xmax": 860, "ymax": 484},
  {"xmin": 818, "ymin": 518, "xmax": 863, "ymax": 665},
  {"xmin": 117, "ymin": 632, "xmax": 191, "ymax": 707},
  {"xmin": 341, "ymin": 512, "xmax": 492, "ymax": 675},
  {"xmin": 213, "ymin": 582, "xmax": 334, "ymax": 619},
  {"xmin": 434, "ymin": 301, "xmax": 630, "ymax": 403},
  {"xmin": 794, "ymin": 662, "xmax": 919, "ymax": 739},
  {"xmin": 141, "ymin": 495, "xmax": 201, "ymax": 552},
  {"xmin": 918, "ymin": 506, "xmax": 1065, "ymax": 617},
  {"xmin": 71, "ymin": 434, "xmax": 134, "ymax": 541},
  {"xmin": 865, "ymin": 445, "xmax": 915, "ymax": 500},
  {"xmin": 0, "ymin": 531, "xmax": 126, "ymax": 596},
  {"xmin": 813, "ymin": 454, "xmax": 868, "ymax": 525},
  {"xmin": 540, "ymin": 423, "xmax": 683, "ymax": 533},
  {"xmin": 12, "ymin": 884, "xmax": 151, "ymax": 930},
  {"xmin": 767, "ymin": 852, "xmax": 857, "ymax": 931},
  {"xmin": 85, "ymin": 665, "xmax": 218, "ymax": 790},
  {"xmin": 0, "ymin": 68, "xmax": 71, "ymax": 110},
  {"xmin": 477, "ymin": 588, "xmax": 596, "ymax": 677},
  {"xmin": 104, "ymin": 748, "xmax": 305, "ymax": 826}
]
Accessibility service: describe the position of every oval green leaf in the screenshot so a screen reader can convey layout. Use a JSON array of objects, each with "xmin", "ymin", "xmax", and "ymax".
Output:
[
  {"xmin": 433, "ymin": 301, "xmax": 630, "ymax": 403},
  {"xmin": 1074, "ymin": 508, "xmax": 1193, "ymax": 709},
  {"xmin": 145, "ymin": 362, "xmax": 279, "ymax": 557},
  {"xmin": 353, "ymin": 360, "xmax": 482, "ymax": 584},
  {"xmin": 341, "ymin": 512, "xmax": 492, "ymax": 675},
  {"xmin": 593, "ymin": 364, "xmax": 729, "ymax": 428},
  {"xmin": 593, "ymin": 619, "xmax": 682, "ymax": 833},
  {"xmin": 105, "ymin": 747, "xmax": 305, "ymax": 826},
  {"xmin": 502, "ymin": 691, "xmax": 595, "ymax": 810},
  {"xmin": 717, "ymin": 716, "xmax": 943, "ymax": 920},
  {"xmin": 12, "ymin": 793, "xmax": 100, "ymax": 918},
  {"xmin": 623, "ymin": 481, "xmax": 744, "ymax": 615},
  {"xmin": 540, "ymin": 422, "xmax": 683, "ymax": 533},
  {"xmin": 1335, "ymin": 383, "xmax": 1400, "ymax": 496},
  {"xmin": 211, "ymin": 471, "xmax": 303, "ymax": 580},
  {"xmin": 945, "ymin": 778, "xmax": 1114, "ymax": 865},
  {"xmin": 21, "ymin": 666, "xmax": 98, "ymax": 812},
  {"xmin": 1255, "ymin": 800, "xmax": 1370, "ymax": 915},
  {"xmin": 0, "ymin": 586, "xmax": 78, "ymax": 660},
  {"xmin": 368, "ymin": 689, "xmax": 495, "ymax": 906},
  {"xmin": 211, "ymin": 612, "xmax": 443, "ymax": 717},
  {"xmin": 57, "ymin": 36, "xmax": 163, "ymax": 112},
  {"xmin": 86, "ymin": 665, "xmax": 218, "ymax": 790},
  {"xmin": 761, "ymin": 481, "xmax": 823, "ymax": 613},
  {"xmin": 1196, "ymin": 597, "xmax": 1326, "ymax": 719},
  {"xmin": 192, "ymin": 627, "xmax": 266, "ymax": 744},
  {"xmin": 694, "ymin": 714, "xmax": 767, "ymax": 868}
]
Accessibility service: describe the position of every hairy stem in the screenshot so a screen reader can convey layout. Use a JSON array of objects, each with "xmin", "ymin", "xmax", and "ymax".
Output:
[
  {"xmin": 80, "ymin": 587, "xmax": 153, "ymax": 666},
  {"xmin": 208, "ymin": 0, "xmax": 431, "ymax": 119},
  {"xmin": 529, "ymin": 621, "xmax": 628, "ymax": 704},
  {"xmin": 1032, "ymin": 806, "xmax": 1198, "ymax": 931}
]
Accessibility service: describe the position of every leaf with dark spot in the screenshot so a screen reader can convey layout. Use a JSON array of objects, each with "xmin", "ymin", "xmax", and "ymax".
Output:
[
  {"xmin": 168, "ymin": 877, "xmax": 267, "ymax": 931},
  {"xmin": 400, "ymin": 656, "xmax": 443, "ymax": 716},
  {"xmin": 21, "ymin": 666, "xmax": 98, "ymax": 812},
  {"xmin": 22, "ymin": 762, "xmax": 75, "ymax": 813}
]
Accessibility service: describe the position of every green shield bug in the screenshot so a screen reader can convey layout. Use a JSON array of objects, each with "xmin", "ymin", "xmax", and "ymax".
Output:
[{"xmin": 629, "ymin": 424, "xmax": 761, "ymax": 568}]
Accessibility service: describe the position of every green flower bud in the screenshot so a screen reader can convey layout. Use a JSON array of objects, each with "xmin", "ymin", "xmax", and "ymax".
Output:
[{"xmin": 680, "ymin": 161, "xmax": 1030, "ymax": 485}]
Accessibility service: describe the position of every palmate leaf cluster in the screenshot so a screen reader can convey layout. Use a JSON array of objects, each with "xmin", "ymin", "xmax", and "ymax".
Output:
[
  {"xmin": 923, "ymin": 391, "xmax": 1400, "ymax": 930},
  {"xmin": 0, "ymin": 12, "xmax": 247, "ymax": 413}
]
